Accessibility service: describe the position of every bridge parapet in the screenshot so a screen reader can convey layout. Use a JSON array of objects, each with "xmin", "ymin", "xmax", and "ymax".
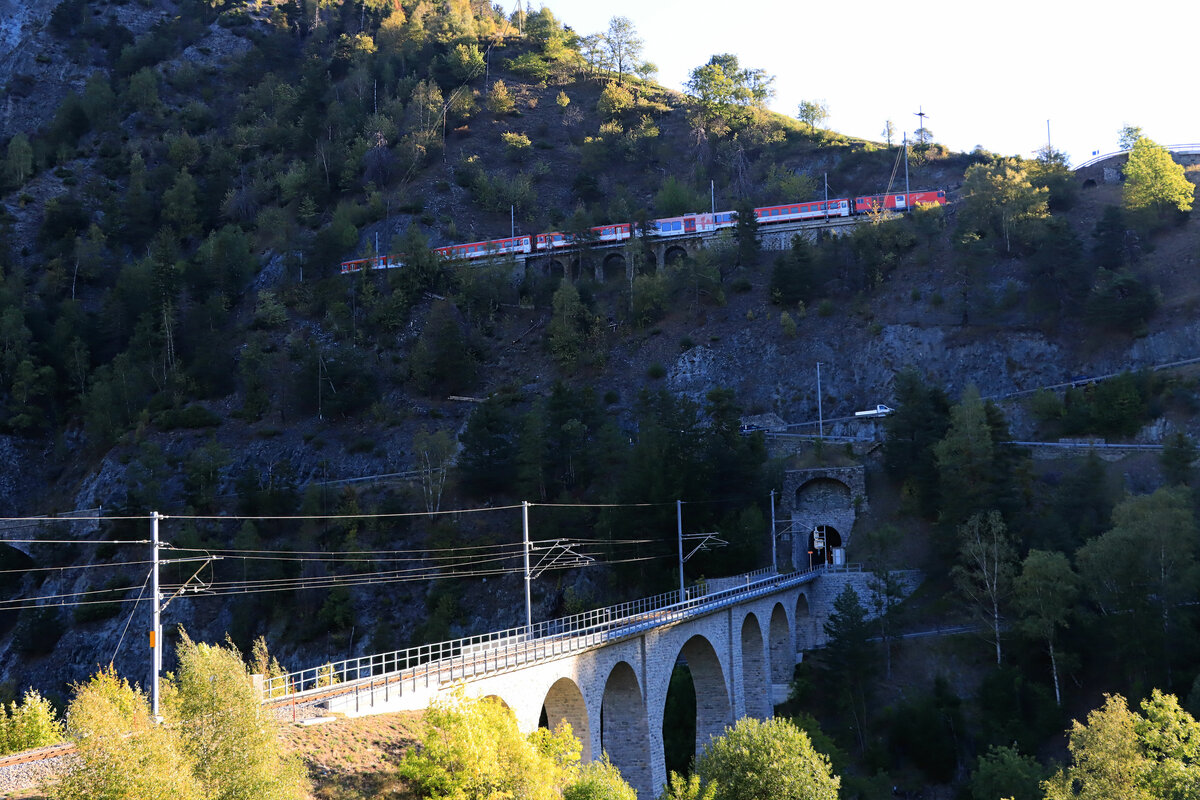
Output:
[{"xmin": 264, "ymin": 566, "xmax": 823, "ymax": 704}]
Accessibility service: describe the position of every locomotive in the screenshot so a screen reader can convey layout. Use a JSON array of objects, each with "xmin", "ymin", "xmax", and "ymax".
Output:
[{"xmin": 339, "ymin": 189, "xmax": 946, "ymax": 274}]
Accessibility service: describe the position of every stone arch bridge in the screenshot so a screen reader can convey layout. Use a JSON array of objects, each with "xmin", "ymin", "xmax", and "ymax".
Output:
[{"xmin": 264, "ymin": 567, "xmax": 871, "ymax": 798}]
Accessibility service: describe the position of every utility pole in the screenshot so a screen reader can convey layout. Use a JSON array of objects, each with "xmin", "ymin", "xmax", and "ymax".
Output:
[
  {"xmin": 913, "ymin": 106, "xmax": 929, "ymax": 146},
  {"xmin": 769, "ymin": 490, "xmax": 777, "ymax": 573},
  {"xmin": 151, "ymin": 511, "xmax": 162, "ymax": 720},
  {"xmin": 522, "ymin": 501, "xmax": 532, "ymax": 632},
  {"xmin": 676, "ymin": 500, "xmax": 685, "ymax": 604},
  {"xmin": 903, "ymin": 131, "xmax": 910, "ymax": 196},
  {"xmin": 816, "ymin": 362, "xmax": 824, "ymax": 439}
]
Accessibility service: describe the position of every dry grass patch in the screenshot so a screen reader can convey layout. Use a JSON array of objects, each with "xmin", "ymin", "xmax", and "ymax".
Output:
[{"xmin": 279, "ymin": 711, "xmax": 424, "ymax": 800}]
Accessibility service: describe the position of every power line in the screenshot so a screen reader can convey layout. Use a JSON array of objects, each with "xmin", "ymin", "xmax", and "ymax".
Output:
[
  {"xmin": 0, "ymin": 559, "xmax": 155, "ymax": 576},
  {"xmin": 0, "ymin": 539, "xmax": 150, "ymax": 545},
  {"xmin": 0, "ymin": 583, "xmax": 147, "ymax": 609},
  {"xmin": 171, "ymin": 503, "xmax": 525, "ymax": 521}
]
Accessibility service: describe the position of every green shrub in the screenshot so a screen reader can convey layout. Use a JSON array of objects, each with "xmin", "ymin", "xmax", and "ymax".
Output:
[
  {"xmin": 647, "ymin": 362, "xmax": 667, "ymax": 379},
  {"xmin": 780, "ymin": 311, "xmax": 797, "ymax": 338},
  {"xmin": 0, "ymin": 690, "xmax": 63, "ymax": 754}
]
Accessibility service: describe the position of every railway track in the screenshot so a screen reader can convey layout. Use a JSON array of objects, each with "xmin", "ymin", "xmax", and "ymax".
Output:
[{"xmin": 0, "ymin": 742, "xmax": 75, "ymax": 768}]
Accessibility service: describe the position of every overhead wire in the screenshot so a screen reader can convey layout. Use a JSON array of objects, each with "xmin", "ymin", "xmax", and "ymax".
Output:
[
  {"xmin": 0, "ymin": 559, "xmax": 156, "ymax": 575},
  {"xmin": 112, "ymin": 569, "xmax": 152, "ymax": 663}
]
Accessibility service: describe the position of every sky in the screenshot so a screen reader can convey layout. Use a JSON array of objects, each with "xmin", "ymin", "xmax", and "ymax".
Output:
[{"xmin": 540, "ymin": 0, "xmax": 1193, "ymax": 169}]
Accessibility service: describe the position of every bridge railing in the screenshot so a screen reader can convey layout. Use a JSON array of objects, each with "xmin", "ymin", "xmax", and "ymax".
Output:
[
  {"xmin": 1073, "ymin": 143, "xmax": 1200, "ymax": 170},
  {"xmin": 262, "ymin": 565, "xmax": 824, "ymax": 702}
]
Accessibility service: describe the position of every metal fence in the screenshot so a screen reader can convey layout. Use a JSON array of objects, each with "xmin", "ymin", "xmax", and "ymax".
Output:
[{"xmin": 262, "ymin": 565, "xmax": 825, "ymax": 702}]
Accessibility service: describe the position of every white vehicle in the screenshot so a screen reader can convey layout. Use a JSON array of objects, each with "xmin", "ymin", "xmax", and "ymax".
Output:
[{"xmin": 854, "ymin": 404, "xmax": 894, "ymax": 418}]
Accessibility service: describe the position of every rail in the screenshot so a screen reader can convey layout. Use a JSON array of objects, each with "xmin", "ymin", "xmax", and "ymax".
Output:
[{"xmin": 262, "ymin": 565, "xmax": 825, "ymax": 703}]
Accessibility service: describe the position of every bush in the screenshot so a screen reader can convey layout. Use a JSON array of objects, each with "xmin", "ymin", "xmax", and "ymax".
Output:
[
  {"xmin": 502, "ymin": 131, "xmax": 532, "ymax": 161},
  {"xmin": 399, "ymin": 691, "xmax": 579, "ymax": 800},
  {"xmin": 0, "ymin": 690, "xmax": 63, "ymax": 754},
  {"xmin": 780, "ymin": 311, "xmax": 797, "ymax": 338}
]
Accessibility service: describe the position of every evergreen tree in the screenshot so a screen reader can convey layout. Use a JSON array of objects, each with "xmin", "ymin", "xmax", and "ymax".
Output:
[
  {"xmin": 883, "ymin": 368, "xmax": 951, "ymax": 519},
  {"xmin": 934, "ymin": 385, "xmax": 997, "ymax": 529},
  {"xmin": 458, "ymin": 397, "xmax": 519, "ymax": 495},
  {"xmin": 819, "ymin": 585, "xmax": 874, "ymax": 755},
  {"xmin": 734, "ymin": 199, "xmax": 759, "ymax": 267},
  {"xmin": 769, "ymin": 234, "xmax": 818, "ymax": 306},
  {"xmin": 1161, "ymin": 432, "xmax": 1197, "ymax": 487}
]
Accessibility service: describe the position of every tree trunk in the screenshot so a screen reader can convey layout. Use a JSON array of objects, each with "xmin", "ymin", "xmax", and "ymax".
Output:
[{"xmin": 1049, "ymin": 640, "xmax": 1061, "ymax": 706}]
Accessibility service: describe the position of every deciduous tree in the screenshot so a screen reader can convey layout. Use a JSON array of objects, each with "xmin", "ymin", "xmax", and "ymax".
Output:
[
  {"xmin": 1123, "ymin": 136, "xmax": 1194, "ymax": 216},
  {"xmin": 952, "ymin": 510, "xmax": 1017, "ymax": 665},
  {"xmin": 1013, "ymin": 549, "xmax": 1078, "ymax": 705},
  {"xmin": 1042, "ymin": 694, "xmax": 1152, "ymax": 800},
  {"xmin": 696, "ymin": 717, "xmax": 840, "ymax": 800},
  {"xmin": 54, "ymin": 667, "xmax": 202, "ymax": 800},
  {"xmin": 4, "ymin": 134, "xmax": 33, "ymax": 186},
  {"xmin": 398, "ymin": 690, "xmax": 580, "ymax": 800},
  {"xmin": 961, "ymin": 158, "xmax": 1049, "ymax": 253},
  {"xmin": 169, "ymin": 632, "xmax": 309, "ymax": 800},
  {"xmin": 797, "ymin": 99, "xmax": 829, "ymax": 132},
  {"xmin": 602, "ymin": 16, "xmax": 643, "ymax": 84}
]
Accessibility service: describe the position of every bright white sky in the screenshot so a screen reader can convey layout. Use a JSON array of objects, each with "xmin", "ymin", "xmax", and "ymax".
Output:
[{"xmin": 541, "ymin": 0, "xmax": 1192, "ymax": 168}]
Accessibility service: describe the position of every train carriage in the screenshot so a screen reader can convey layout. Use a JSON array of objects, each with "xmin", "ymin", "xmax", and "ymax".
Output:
[
  {"xmin": 438, "ymin": 235, "xmax": 532, "ymax": 261},
  {"xmin": 754, "ymin": 199, "xmax": 851, "ymax": 223},
  {"xmin": 853, "ymin": 190, "xmax": 946, "ymax": 214}
]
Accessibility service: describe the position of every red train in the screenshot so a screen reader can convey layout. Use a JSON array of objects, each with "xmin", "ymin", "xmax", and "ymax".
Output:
[{"xmin": 340, "ymin": 190, "xmax": 945, "ymax": 273}]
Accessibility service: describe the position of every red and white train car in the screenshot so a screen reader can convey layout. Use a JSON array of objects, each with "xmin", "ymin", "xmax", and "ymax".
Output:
[
  {"xmin": 646, "ymin": 212, "xmax": 738, "ymax": 237},
  {"xmin": 340, "ymin": 254, "xmax": 405, "ymax": 274},
  {"xmin": 853, "ymin": 190, "xmax": 946, "ymax": 214},
  {"xmin": 755, "ymin": 199, "xmax": 851, "ymax": 223},
  {"xmin": 535, "ymin": 223, "xmax": 632, "ymax": 250},
  {"xmin": 436, "ymin": 235, "xmax": 532, "ymax": 261}
]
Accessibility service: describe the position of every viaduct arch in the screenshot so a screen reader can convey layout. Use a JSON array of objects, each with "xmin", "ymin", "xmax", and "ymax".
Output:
[
  {"xmin": 320, "ymin": 570, "xmax": 885, "ymax": 798},
  {"xmin": 447, "ymin": 585, "xmax": 821, "ymax": 798}
]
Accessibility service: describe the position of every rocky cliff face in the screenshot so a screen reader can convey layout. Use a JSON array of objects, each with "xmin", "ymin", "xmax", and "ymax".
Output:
[{"xmin": 0, "ymin": 0, "xmax": 179, "ymax": 139}]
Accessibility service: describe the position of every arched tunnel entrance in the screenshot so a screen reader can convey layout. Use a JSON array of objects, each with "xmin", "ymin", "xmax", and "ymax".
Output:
[{"xmin": 807, "ymin": 524, "xmax": 842, "ymax": 565}]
